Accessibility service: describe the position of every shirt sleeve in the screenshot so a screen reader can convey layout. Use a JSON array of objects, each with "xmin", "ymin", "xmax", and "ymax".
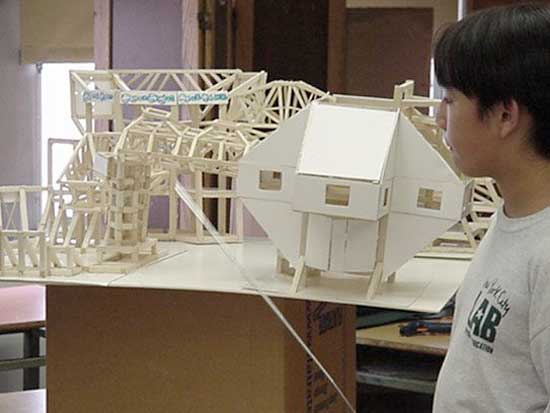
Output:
[
  {"xmin": 530, "ymin": 326, "xmax": 550, "ymax": 410},
  {"xmin": 529, "ymin": 252, "xmax": 550, "ymax": 409},
  {"xmin": 529, "ymin": 250, "xmax": 550, "ymax": 338}
]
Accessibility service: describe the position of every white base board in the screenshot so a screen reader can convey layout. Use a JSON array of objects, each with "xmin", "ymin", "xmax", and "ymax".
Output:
[{"xmin": 0, "ymin": 239, "xmax": 468, "ymax": 312}]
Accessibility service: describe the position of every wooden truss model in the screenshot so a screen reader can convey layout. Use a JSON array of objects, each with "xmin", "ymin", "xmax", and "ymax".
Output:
[
  {"xmin": 1, "ymin": 69, "xmax": 328, "ymax": 277},
  {"xmin": 0, "ymin": 186, "xmax": 50, "ymax": 277},
  {"xmin": 114, "ymin": 107, "xmax": 264, "ymax": 243},
  {"xmin": 69, "ymin": 69, "xmax": 327, "ymax": 243},
  {"xmin": 229, "ymin": 80, "xmax": 333, "ymax": 131},
  {"xmin": 69, "ymin": 69, "xmax": 268, "ymax": 132}
]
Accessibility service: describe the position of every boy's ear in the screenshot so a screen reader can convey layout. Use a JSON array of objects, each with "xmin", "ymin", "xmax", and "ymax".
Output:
[{"xmin": 497, "ymin": 99, "xmax": 520, "ymax": 139}]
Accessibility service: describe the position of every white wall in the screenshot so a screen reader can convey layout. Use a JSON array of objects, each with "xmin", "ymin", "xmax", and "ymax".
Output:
[
  {"xmin": 41, "ymin": 63, "xmax": 94, "ymax": 187},
  {"xmin": 0, "ymin": 0, "xmax": 44, "ymax": 392}
]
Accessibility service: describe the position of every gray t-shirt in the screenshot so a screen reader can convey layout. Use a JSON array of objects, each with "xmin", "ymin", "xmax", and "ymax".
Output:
[{"xmin": 434, "ymin": 206, "xmax": 550, "ymax": 413}]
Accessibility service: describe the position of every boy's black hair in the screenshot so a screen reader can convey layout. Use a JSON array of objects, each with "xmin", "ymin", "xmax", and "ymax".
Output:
[{"xmin": 434, "ymin": 3, "xmax": 550, "ymax": 159}]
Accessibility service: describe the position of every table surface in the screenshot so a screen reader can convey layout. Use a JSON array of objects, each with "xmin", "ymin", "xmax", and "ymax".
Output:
[
  {"xmin": 0, "ymin": 389, "xmax": 45, "ymax": 413},
  {"xmin": 356, "ymin": 322, "xmax": 450, "ymax": 356},
  {"xmin": 0, "ymin": 285, "xmax": 45, "ymax": 332}
]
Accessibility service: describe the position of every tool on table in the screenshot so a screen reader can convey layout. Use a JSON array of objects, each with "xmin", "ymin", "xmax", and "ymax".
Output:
[{"xmin": 399, "ymin": 320, "xmax": 452, "ymax": 337}]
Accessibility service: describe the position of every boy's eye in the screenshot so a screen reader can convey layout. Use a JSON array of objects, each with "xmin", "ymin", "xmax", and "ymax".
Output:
[{"xmin": 443, "ymin": 96, "xmax": 454, "ymax": 104}]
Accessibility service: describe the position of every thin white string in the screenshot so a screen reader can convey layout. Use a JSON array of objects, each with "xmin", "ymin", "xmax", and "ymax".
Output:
[{"xmin": 175, "ymin": 182, "xmax": 356, "ymax": 413}]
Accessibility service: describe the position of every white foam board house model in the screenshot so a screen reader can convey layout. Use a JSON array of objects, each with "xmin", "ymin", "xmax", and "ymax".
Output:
[{"xmin": 237, "ymin": 99, "xmax": 469, "ymax": 299}]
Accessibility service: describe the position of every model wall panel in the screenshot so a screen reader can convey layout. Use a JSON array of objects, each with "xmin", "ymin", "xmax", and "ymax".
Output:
[{"xmin": 292, "ymin": 174, "xmax": 381, "ymax": 220}]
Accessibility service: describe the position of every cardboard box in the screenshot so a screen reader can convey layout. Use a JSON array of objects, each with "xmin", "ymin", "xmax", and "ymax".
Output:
[{"xmin": 46, "ymin": 286, "xmax": 356, "ymax": 413}]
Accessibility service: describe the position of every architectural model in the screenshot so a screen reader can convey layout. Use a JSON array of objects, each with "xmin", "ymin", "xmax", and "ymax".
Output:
[
  {"xmin": 0, "ymin": 69, "xmax": 328, "ymax": 276},
  {"xmin": 237, "ymin": 82, "xmax": 470, "ymax": 298},
  {"xmin": 0, "ymin": 70, "xmax": 494, "ymax": 295}
]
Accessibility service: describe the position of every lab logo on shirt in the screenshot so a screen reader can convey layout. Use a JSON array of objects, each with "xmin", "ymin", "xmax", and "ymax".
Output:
[{"xmin": 464, "ymin": 278, "xmax": 511, "ymax": 354}]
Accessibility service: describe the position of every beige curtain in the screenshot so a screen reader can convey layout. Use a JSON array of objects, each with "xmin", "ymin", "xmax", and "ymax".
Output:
[{"xmin": 20, "ymin": 0, "xmax": 94, "ymax": 63}]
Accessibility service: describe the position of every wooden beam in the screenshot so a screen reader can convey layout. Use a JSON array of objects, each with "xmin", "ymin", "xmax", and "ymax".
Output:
[
  {"xmin": 182, "ymin": 0, "xmax": 201, "ymax": 70},
  {"xmin": 94, "ymin": 0, "xmax": 112, "ymax": 69},
  {"xmin": 234, "ymin": 0, "xmax": 254, "ymax": 71},
  {"xmin": 327, "ymin": 0, "xmax": 347, "ymax": 93}
]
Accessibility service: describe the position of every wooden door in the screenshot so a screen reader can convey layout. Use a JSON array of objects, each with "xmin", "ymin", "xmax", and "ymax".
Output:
[
  {"xmin": 234, "ymin": 0, "xmax": 331, "ymax": 89},
  {"xmin": 345, "ymin": 7, "xmax": 433, "ymax": 98}
]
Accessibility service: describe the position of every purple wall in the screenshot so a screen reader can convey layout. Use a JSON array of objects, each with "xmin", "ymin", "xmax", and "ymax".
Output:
[
  {"xmin": 110, "ymin": 0, "xmax": 265, "ymax": 237},
  {"xmin": 112, "ymin": 0, "xmax": 183, "ymax": 229},
  {"xmin": 0, "ymin": 1, "xmax": 41, "ymax": 227},
  {"xmin": 0, "ymin": 0, "xmax": 42, "ymax": 391},
  {"xmin": 0, "ymin": 1, "xmax": 41, "ymax": 187},
  {"xmin": 113, "ymin": 0, "xmax": 183, "ymax": 69}
]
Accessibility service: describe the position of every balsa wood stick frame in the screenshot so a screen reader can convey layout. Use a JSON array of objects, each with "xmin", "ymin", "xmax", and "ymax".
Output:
[
  {"xmin": 69, "ymin": 69, "xmax": 268, "ymax": 133},
  {"xmin": 0, "ymin": 186, "xmax": 52, "ymax": 277},
  {"xmin": 67, "ymin": 70, "xmax": 325, "ymax": 244},
  {"xmin": 1, "ymin": 70, "xmax": 328, "ymax": 275}
]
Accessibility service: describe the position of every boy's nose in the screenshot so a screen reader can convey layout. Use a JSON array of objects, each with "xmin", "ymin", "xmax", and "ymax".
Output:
[{"xmin": 435, "ymin": 102, "xmax": 447, "ymax": 131}]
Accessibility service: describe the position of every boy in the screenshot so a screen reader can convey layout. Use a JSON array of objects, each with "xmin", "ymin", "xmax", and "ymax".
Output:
[{"xmin": 433, "ymin": 3, "xmax": 550, "ymax": 412}]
